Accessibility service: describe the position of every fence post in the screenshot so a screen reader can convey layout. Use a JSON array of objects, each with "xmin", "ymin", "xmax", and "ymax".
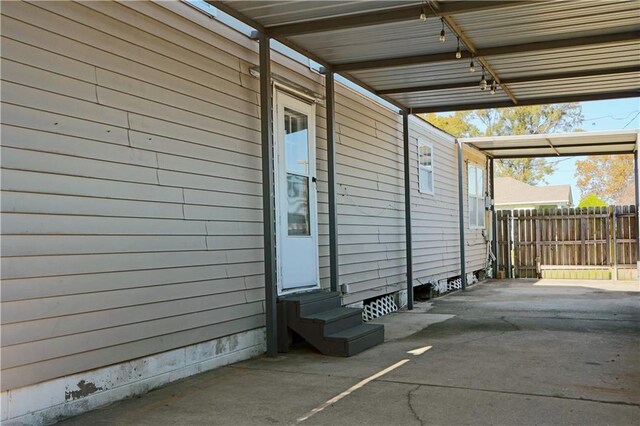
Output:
[
  {"xmin": 535, "ymin": 213, "xmax": 541, "ymax": 278},
  {"xmin": 507, "ymin": 211, "xmax": 513, "ymax": 279},
  {"xmin": 580, "ymin": 211, "xmax": 587, "ymax": 266},
  {"xmin": 612, "ymin": 206, "xmax": 618, "ymax": 281}
]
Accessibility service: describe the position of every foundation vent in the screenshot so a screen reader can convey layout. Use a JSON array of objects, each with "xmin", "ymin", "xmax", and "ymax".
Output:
[{"xmin": 362, "ymin": 294, "xmax": 398, "ymax": 322}]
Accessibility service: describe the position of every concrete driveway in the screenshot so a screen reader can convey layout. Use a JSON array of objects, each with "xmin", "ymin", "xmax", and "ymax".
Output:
[{"xmin": 62, "ymin": 279, "xmax": 640, "ymax": 425}]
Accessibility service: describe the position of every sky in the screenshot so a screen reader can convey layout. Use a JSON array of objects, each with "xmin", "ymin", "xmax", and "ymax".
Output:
[{"xmin": 544, "ymin": 98, "xmax": 640, "ymax": 204}]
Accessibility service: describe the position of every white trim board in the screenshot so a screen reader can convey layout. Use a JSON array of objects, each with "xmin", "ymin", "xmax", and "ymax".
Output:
[{"xmin": 1, "ymin": 328, "xmax": 266, "ymax": 425}]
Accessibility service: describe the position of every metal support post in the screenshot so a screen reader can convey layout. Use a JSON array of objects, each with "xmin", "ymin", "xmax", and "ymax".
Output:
[
  {"xmin": 258, "ymin": 33, "xmax": 278, "ymax": 357},
  {"xmin": 457, "ymin": 140, "xmax": 467, "ymax": 289},
  {"xmin": 403, "ymin": 112, "xmax": 414, "ymax": 309},
  {"xmin": 490, "ymin": 158, "xmax": 498, "ymax": 276},
  {"xmin": 635, "ymin": 150, "xmax": 639, "ymax": 272},
  {"xmin": 326, "ymin": 71, "xmax": 339, "ymax": 293}
]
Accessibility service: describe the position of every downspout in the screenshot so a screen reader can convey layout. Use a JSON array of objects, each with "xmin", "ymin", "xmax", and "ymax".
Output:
[
  {"xmin": 258, "ymin": 32, "xmax": 278, "ymax": 356},
  {"xmin": 457, "ymin": 139, "xmax": 467, "ymax": 290}
]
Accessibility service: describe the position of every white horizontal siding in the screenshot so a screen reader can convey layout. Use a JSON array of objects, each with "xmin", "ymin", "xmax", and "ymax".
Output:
[
  {"xmin": 409, "ymin": 119, "xmax": 462, "ymax": 285},
  {"xmin": 0, "ymin": 0, "xmax": 488, "ymax": 393},
  {"xmin": 0, "ymin": 0, "xmax": 268, "ymax": 391},
  {"xmin": 463, "ymin": 146, "xmax": 490, "ymax": 272}
]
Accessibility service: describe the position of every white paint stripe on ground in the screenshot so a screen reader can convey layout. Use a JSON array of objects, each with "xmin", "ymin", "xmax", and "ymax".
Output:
[
  {"xmin": 296, "ymin": 359, "xmax": 410, "ymax": 423},
  {"xmin": 407, "ymin": 345, "xmax": 432, "ymax": 356}
]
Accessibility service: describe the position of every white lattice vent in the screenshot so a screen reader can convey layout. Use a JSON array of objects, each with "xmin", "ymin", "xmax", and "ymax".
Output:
[
  {"xmin": 362, "ymin": 294, "xmax": 398, "ymax": 322},
  {"xmin": 447, "ymin": 277, "xmax": 463, "ymax": 291}
]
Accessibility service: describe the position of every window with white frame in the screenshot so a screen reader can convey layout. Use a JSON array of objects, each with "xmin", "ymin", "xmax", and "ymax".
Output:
[
  {"xmin": 468, "ymin": 164, "xmax": 485, "ymax": 228},
  {"xmin": 418, "ymin": 139, "xmax": 434, "ymax": 194}
]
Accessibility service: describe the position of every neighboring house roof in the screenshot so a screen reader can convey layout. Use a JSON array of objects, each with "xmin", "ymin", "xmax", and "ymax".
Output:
[{"xmin": 495, "ymin": 177, "xmax": 573, "ymax": 207}]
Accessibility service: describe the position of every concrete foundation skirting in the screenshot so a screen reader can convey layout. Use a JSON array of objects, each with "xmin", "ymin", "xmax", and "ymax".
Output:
[{"xmin": 1, "ymin": 328, "xmax": 266, "ymax": 425}]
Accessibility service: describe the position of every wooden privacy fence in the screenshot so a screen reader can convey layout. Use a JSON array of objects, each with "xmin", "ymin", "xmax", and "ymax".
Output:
[{"xmin": 496, "ymin": 206, "xmax": 638, "ymax": 279}]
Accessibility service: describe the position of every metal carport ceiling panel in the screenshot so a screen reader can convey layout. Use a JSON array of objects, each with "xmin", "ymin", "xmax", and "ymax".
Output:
[
  {"xmin": 211, "ymin": 0, "xmax": 640, "ymax": 112},
  {"xmin": 221, "ymin": 1, "xmax": 419, "ymax": 27},
  {"xmin": 461, "ymin": 130, "xmax": 639, "ymax": 159}
]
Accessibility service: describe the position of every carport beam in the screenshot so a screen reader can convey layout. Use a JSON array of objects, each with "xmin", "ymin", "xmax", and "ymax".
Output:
[
  {"xmin": 457, "ymin": 140, "xmax": 467, "ymax": 290},
  {"xmin": 258, "ymin": 33, "xmax": 278, "ymax": 357},
  {"xmin": 403, "ymin": 112, "xmax": 414, "ymax": 310},
  {"xmin": 326, "ymin": 71, "xmax": 339, "ymax": 293}
]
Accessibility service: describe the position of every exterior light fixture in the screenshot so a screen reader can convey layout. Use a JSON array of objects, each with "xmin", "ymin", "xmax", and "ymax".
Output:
[
  {"xmin": 469, "ymin": 57, "xmax": 476, "ymax": 73},
  {"xmin": 455, "ymin": 37, "xmax": 462, "ymax": 59},
  {"xmin": 420, "ymin": 8, "xmax": 427, "ymax": 21},
  {"xmin": 490, "ymin": 80, "xmax": 497, "ymax": 95},
  {"xmin": 439, "ymin": 18, "xmax": 446, "ymax": 42},
  {"xmin": 480, "ymin": 67, "xmax": 487, "ymax": 91}
]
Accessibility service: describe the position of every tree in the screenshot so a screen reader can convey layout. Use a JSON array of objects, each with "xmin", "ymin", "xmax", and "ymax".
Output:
[
  {"xmin": 422, "ymin": 112, "xmax": 479, "ymax": 138},
  {"xmin": 575, "ymin": 154, "xmax": 634, "ymax": 204},
  {"xmin": 422, "ymin": 103, "xmax": 584, "ymax": 185},
  {"xmin": 495, "ymin": 158, "xmax": 556, "ymax": 185},
  {"xmin": 578, "ymin": 194, "xmax": 607, "ymax": 208},
  {"xmin": 474, "ymin": 104, "xmax": 583, "ymax": 185}
]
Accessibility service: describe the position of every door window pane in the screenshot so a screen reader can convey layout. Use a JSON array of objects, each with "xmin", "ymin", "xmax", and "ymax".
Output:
[
  {"xmin": 284, "ymin": 107, "xmax": 309, "ymax": 175},
  {"xmin": 287, "ymin": 174, "xmax": 310, "ymax": 236}
]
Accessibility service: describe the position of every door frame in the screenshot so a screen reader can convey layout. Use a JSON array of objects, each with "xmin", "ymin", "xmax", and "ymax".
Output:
[{"xmin": 273, "ymin": 88, "xmax": 320, "ymax": 296}]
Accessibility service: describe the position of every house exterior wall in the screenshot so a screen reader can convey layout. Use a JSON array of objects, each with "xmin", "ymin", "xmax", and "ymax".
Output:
[
  {"xmin": 409, "ymin": 119, "xmax": 462, "ymax": 286},
  {"xmin": 463, "ymin": 146, "xmax": 490, "ymax": 273},
  {"xmin": 0, "ymin": 0, "xmax": 487, "ymax": 421}
]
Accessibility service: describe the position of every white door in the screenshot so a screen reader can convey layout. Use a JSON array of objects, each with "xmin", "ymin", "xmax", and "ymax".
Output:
[{"xmin": 274, "ymin": 90, "xmax": 319, "ymax": 294}]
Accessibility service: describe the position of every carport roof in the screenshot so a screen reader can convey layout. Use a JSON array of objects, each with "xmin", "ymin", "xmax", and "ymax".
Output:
[
  {"xmin": 210, "ymin": 0, "xmax": 639, "ymax": 113},
  {"xmin": 459, "ymin": 129, "xmax": 639, "ymax": 158}
]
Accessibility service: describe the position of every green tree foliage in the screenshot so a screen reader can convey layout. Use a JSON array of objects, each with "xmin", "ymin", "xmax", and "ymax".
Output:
[
  {"xmin": 577, "ymin": 194, "xmax": 607, "ymax": 208},
  {"xmin": 575, "ymin": 154, "xmax": 634, "ymax": 204},
  {"xmin": 421, "ymin": 103, "xmax": 583, "ymax": 185},
  {"xmin": 422, "ymin": 112, "xmax": 479, "ymax": 138}
]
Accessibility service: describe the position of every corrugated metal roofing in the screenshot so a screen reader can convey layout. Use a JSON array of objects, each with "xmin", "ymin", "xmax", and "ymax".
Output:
[
  {"xmin": 211, "ymin": 0, "xmax": 640, "ymax": 113},
  {"xmin": 460, "ymin": 130, "xmax": 639, "ymax": 158}
]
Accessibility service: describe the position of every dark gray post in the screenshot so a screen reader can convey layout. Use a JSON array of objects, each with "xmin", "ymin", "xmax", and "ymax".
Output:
[
  {"xmin": 490, "ymin": 158, "xmax": 498, "ymax": 276},
  {"xmin": 635, "ymin": 150, "xmax": 639, "ymax": 269},
  {"xmin": 402, "ymin": 112, "xmax": 413, "ymax": 310},
  {"xmin": 258, "ymin": 33, "xmax": 277, "ymax": 357},
  {"xmin": 326, "ymin": 71, "xmax": 339, "ymax": 293},
  {"xmin": 457, "ymin": 140, "xmax": 467, "ymax": 289}
]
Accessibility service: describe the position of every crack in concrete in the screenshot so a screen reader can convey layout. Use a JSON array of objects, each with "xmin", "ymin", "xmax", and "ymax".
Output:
[
  {"xmin": 500, "ymin": 316, "xmax": 521, "ymax": 331},
  {"xmin": 378, "ymin": 378, "xmax": 640, "ymax": 408},
  {"xmin": 407, "ymin": 384, "xmax": 424, "ymax": 425}
]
